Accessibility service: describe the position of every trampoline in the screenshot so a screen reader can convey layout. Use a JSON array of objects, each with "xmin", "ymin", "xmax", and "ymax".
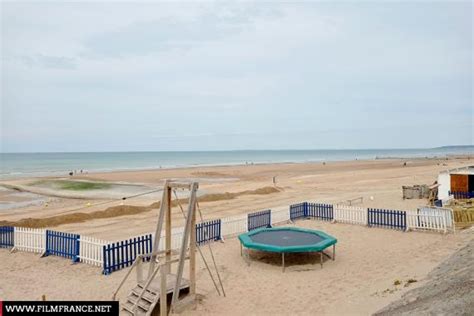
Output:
[{"xmin": 238, "ymin": 227, "xmax": 337, "ymax": 272}]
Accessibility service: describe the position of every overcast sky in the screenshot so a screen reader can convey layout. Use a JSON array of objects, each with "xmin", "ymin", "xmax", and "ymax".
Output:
[{"xmin": 1, "ymin": 1, "xmax": 472, "ymax": 152}]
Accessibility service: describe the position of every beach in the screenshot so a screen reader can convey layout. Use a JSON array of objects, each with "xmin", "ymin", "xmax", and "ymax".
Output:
[{"xmin": 0, "ymin": 156, "xmax": 473, "ymax": 315}]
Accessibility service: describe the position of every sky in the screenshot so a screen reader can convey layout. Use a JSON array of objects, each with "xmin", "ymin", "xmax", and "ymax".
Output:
[{"xmin": 1, "ymin": 1, "xmax": 472, "ymax": 152}]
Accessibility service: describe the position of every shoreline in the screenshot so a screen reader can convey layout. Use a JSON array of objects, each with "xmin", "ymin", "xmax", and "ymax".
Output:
[{"xmin": 1, "ymin": 153, "xmax": 472, "ymax": 182}]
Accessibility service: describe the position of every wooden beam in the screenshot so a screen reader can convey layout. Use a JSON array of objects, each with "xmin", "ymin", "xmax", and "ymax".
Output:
[
  {"xmin": 168, "ymin": 181, "xmax": 199, "ymax": 190},
  {"xmin": 148, "ymin": 180, "xmax": 169, "ymax": 277},
  {"xmin": 171, "ymin": 182, "xmax": 198, "ymax": 310},
  {"xmin": 166, "ymin": 186, "xmax": 172, "ymax": 272},
  {"xmin": 160, "ymin": 265, "xmax": 167, "ymax": 316},
  {"xmin": 189, "ymin": 197, "xmax": 196, "ymax": 295}
]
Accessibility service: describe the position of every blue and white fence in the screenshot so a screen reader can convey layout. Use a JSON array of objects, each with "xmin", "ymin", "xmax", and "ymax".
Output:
[
  {"xmin": 1, "ymin": 202, "xmax": 455, "ymax": 275},
  {"xmin": 79, "ymin": 236, "xmax": 107, "ymax": 267},
  {"xmin": 0, "ymin": 226, "xmax": 14, "ymax": 248},
  {"xmin": 368, "ymin": 208, "xmax": 407, "ymax": 230},
  {"xmin": 45, "ymin": 230, "xmax": 80, "ymax": 261},
  {"xmin": 290, "ymin": 202, "xmax": 334, "ymax": 221},
  {"xmin": 248, "ymin": 209, "xmax": 272, "ymax": 231},
  {"xmin": 333, "ymin": 204, "xmax": 367, "ymax": 225},
  {"xmin": 13, "ymin": 227, "xmax": 46, "ymax": 253},
  {"xmin": 221, "ymin": 215, "xmax": 247, "ymax": 237},
  {"xmin": 196, "ymin": 219, "xmax": 222, "ymax": 245},
  {"xmin": 449, "ymin": 191, "xmax": 474, "ymax": 199},
  {"xmin": 307, "ymin": 203, "xmax": 333, "ymax": 221},
  {"xmin": 408, "ymin": 206, "xmax": 454, "ymax": 233},
  {"xmin": 103, "ymin": 234, "xmax": 152, "ymax": 275},
  {"xmin": 290, "ymin": 202, "xmax": 307, "ymax": 221}
]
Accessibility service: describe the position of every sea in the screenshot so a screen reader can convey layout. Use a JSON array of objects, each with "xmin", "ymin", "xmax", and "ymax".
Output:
[{"xmin": 1, "ymin": 147, "xmax": 473, "ymax": 180}]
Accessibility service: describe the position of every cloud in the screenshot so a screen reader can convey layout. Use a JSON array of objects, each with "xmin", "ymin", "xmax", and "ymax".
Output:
[
  {"xmin": 17, "ymin": 54, "xmax": 77, "ymax": 70},
  {"xmin": 1, "ymin": 1, "xmax": 472, "ymax": 152},
  {"xmin": 82, "ymin": 5, "xmax": 280, "ymax": 58}
]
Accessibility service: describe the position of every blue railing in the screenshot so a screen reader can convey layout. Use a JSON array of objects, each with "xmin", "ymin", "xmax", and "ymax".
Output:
[
  {"xmin": 368, "ymin": 208, "xmax": 406, "ymax": 230},
  {"xmin": 0, "ymin": 226, "xmax": 14, "ymax": 248},
  {"xmin": 45, "ymin": 230, "xmax": 80, "ymax": 261},
  {"xmin": 196, "ymin": 219, "xmax": 222, "ymax": 245},
  {"xmin": 248, "ymin": 209, "xmax": 272, "ymax": 231},
  {"xmin": 290, "ymin": 202, "xmax": 307, "ymax": 221},
  {"xmin": 290, "ymin": 202, "xmax": 334, "ymax": 221},
  {"xmin": 103, "ymin": 234, "xmax": 152, "ymax": 275},
  {"xmin": 449, "ymin": 191, "xmax": 474, "ymax": 199},
  {"xmin": 307, "ymin": 203, "xmax": 334, "ymax": 221}
]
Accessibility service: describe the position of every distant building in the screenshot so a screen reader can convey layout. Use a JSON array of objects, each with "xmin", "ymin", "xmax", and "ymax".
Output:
[{"xmin": 438, "ymin": 165, "xmax": 474, "ymax": 199}]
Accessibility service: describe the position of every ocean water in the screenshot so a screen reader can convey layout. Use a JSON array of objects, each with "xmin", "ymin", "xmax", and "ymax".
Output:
[{"xmin": 0, "ymin": 147, "xmax": 472, "ymax": 179}]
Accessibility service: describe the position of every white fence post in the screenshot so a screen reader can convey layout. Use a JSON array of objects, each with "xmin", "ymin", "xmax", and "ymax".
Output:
[
  {"xmin": 221, "ymin": 215, "xmax": 248, "ymax": 238},
  {"xmin": 13, "ymin": 227, "xmax": 46, "ymax": 254},
  {"xmin": 333, "ymin": 204, "xmax": 367, "ymax": 225},
  {"xmin": 406, "ymin": 206, "xmax": 454, "ymax": 233},
  {"xmin": 78, "ymin": 236, "xmax": 108, "ymax": 267},
  {"xmin": 271, "ymin": 208, "xmax": 290, "ymax": 226}
]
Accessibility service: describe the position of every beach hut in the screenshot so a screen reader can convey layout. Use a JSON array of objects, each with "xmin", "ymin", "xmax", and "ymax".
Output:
[{"xmin": 438, "ymin": 166, "xmax": 474, "ymax": 200}]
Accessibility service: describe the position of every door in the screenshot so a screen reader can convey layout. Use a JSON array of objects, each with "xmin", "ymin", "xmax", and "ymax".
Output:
[
  {"xmin": 450, "ymin": 174, "xmax": 468, "ymax": 192},
  {"xmin": 469, "ymin": 175, "xmax": 474, "ymax": 192}
]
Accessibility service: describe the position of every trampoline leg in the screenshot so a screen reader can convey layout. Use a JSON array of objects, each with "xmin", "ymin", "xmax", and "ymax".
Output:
[
  {"xmin": 320, "ymin": 252, "xmax": 323, "ymax": 268},
  {"xmin": 333, "ymin": 244, "xmax": 335, "ymax": 261},
  {"xmin": 282, "ymin": 253, "xmax": 285, "ymax": 273},
  {"xmin": 240, "ymin": 243, "xmax": 242, "ymax": 257}
]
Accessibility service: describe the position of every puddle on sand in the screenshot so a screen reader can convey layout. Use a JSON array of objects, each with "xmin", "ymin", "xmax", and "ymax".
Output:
[{"xmin": 0, "ymin": 188, "xmax": 48, "ymax": 210}]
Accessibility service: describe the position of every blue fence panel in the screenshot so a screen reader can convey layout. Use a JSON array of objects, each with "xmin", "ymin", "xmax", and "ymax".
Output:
[
  {"xmin": 290, "ymin": 203, "xmax": 307, "ymax": 221},
  {"xmin": 196, "ymin": 219, "xmax": 222, "ymax": 245},
  {"xmin": 103, "ymin": 234, "xmax": 152, "ymax": 275},
  {"xmin": 45, "ymin": 230, "xmax": 80, "ymax": 261},
  {"xmin": 0, "ymin": 226, "xmax": 14, "ymax": 248},
  {"xmin": 307, "ymin": 203, "xmax": 334, "ymax": 221},
  {"xmin": 248, "ymin": 209, "xmax": 272, "ymax": 231},
  {"xmin": 449, "ymin": 191, "xmax": 474, "ymax": 199},
  {"xmin": 368, "ymin": 208, "xmax": 406, "ymax": 230}
]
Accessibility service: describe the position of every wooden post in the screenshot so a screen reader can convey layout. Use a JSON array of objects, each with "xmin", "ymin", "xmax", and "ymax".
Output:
[
  {"xmin": 136, "ymin": 257, "xmax": 143, "ymax": 283},
  {"xmin": 171, "ymin": 182, "xmax": 198, "ymax": 309},
  {"xmin": 190, "ymin": 198, "xmax": 196, "ymax": 296},
  {"xmin": 160, "ymin": 265, "xmax": 167, "ymax": 316},
  {"xmin": 148, "ymin": 181, "xmax": 169, "ymax": 278},
  {"xmin": 166, "ymin": 186, "xmax": 172, "ymax": 272}
]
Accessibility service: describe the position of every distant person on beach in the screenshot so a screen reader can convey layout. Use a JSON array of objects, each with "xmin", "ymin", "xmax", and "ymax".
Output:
[{"xmin": 69, "ymin": 171, "xmax": 73, "ymax": 176}]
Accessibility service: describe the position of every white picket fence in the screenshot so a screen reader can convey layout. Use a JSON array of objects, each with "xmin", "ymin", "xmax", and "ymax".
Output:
[
  {"xmin": 221, "ymin": 215, "xmax": 247, "ymax": 238},
  {"xmin": 155, "ymin": 227, "xmax": 185, "ymax": 251},
  {"xmin": 406, "ymin": 207, "xmax": 454, "ymax": 233},
  {"xmin": 271, "ymin": 208, "xmax": 291, "ymax": 226},
  {"xmin": 4, "ymin": 202, "xmax": 456, "ymax": 272},
  {"xmin": 406, "ymin": 213, "xmax": 448, "ymax": 233},
  {"xmin": 78, "ymin": 236, "xmax": 107, "ymax": 267},
  {"xmin": 13, "ymin": 227, "xmax": 46, "ymax": 253},
  {"xmin": 333, "ymin": 204, "xmax": 367, "ymax": 225},
  {"xmin": 418, "ymin": 207, "xmax": 454, "ymax": 230}
]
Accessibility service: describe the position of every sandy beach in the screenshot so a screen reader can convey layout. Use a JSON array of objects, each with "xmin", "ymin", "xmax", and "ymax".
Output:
[{"xmin": 1, "ymin": 157, "xmax": 473, "ymax": 315}]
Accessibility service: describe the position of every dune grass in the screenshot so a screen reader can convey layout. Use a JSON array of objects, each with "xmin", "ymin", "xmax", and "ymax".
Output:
[
  {"xmin": 31, "ymin": 180, "xmax": 112, "ymax": 191},
  {"xmin": 57, "ymin": 181, "xmax": 112, "ymax": 191}
]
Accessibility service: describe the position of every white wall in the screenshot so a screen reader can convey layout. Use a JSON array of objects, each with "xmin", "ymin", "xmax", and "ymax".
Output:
[{"xmin": 438, "ymin": 171, "xmax": 450, "ymax": 199}]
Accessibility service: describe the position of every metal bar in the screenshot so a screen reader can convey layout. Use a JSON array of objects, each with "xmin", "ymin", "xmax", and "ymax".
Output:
[{"xmin": 282, "ymin": 253, "xmax": 285, "ymax": 272}]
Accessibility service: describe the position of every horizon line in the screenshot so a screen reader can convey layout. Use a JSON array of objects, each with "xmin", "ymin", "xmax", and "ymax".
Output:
[{"xmin": 1, "ymin": 145, "xmax": 473, "ymax": 155}]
